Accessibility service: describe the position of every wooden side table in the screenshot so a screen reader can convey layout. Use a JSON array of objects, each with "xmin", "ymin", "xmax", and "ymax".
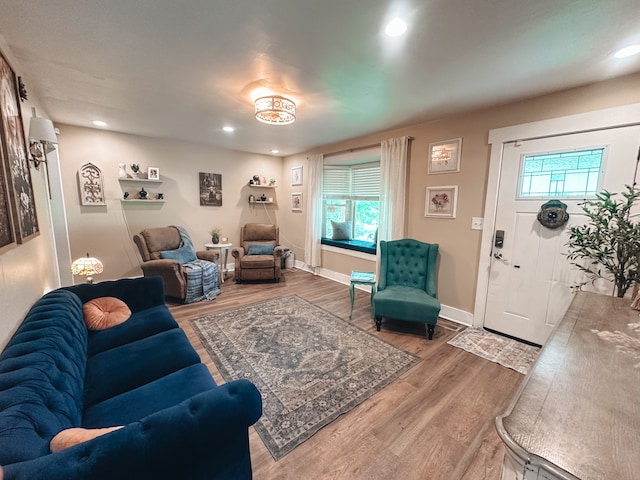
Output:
[
  {"xmin": 349, "ymin": 271, "xmax": 376, "ymax": 319},
  {"xmin": 204, "ymin": 242, "xmax": 232, "ymax": 284}
]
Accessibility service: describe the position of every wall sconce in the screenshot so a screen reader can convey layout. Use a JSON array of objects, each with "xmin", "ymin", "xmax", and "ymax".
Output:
[{"xmin": 28, "ymin": 108, "xmax": 58, "ymax": 170}]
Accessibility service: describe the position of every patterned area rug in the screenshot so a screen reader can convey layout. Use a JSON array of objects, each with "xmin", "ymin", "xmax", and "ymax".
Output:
[
  {"xmin": 447, "ymin": 328, "xmax": 540, "ymax": 375},
  {"xmin": 191, "ymin": 296, "xmax": 419, "ymax": 460}
]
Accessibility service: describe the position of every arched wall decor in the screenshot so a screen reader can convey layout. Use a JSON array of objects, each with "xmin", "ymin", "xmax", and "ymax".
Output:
[{"xmin": 78, "ymin": 163, "xmax": 105, "ymax": 206}]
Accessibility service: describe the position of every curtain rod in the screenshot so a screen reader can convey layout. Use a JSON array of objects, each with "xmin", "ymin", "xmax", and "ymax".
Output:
[{"xmin": 316, "ymin": 136, "xmax": 414, "ymax": 159}]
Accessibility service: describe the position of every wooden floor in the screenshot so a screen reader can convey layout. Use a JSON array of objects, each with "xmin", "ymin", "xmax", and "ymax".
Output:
[{"xmin": 169, "ymin": 269, "xmax": 523, "ymax": 480}]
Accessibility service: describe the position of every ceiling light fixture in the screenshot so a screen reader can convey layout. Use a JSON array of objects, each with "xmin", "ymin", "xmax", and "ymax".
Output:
[
  {"xmin": 222, "ymin": 126, "xmax": 235, "ymax": 133},
  {"xmin": 614, "ymin": 44, "xmax": 640, "ymax": 58},
  {"xmin": 271, "ymin": 149, "xmax": 280, "ymax": 154},
  {"xmin": 92, "ymin": 120, "xmax": 107, "ymax": 127},
  {"xmin": 384, "ymin": 18, "xmax": 407, "ymax": 37},
  {"xmin": 254, "ymin": 95, "xmax": 296, "ymax": 125}
]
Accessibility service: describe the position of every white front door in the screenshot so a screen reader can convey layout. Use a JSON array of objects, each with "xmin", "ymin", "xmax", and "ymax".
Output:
[{"xmin": 483, "ymin": 125, "xmax": 640, "ymax": 345}]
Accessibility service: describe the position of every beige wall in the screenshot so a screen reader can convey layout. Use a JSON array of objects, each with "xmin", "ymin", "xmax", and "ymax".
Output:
[
  {"xmin": 0, "ymin": 36, "xmax": 59, "ymax": 347},
  {"xmin": 58, "ymin": 125, "xmax": 284, "ymax": 281},
  {"xmin": 281, "ymin": 71, "xmax": 640, "ymax": 317}
]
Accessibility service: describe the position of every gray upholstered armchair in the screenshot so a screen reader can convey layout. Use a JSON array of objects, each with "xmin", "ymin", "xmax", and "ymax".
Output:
[
  {"xmin": 133, "ymin": 226, "xmax": 218, "ymax": 300},
  {"xmin": 372, "ymin": 239, "xmax": 441, "ymax": 339},
  {"xmin": 232, "ymin": 223, "xmax": 284, "ymax": 283}
]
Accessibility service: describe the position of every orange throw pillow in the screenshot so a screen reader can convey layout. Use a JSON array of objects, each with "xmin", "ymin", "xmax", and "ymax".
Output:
[
  {"xmin": 83, "ymin": 297, "xmax": 131, "ymax": 331},
  {"xmin": 50, "ymin": 426, "xmax": 123, "ymax": 452}
]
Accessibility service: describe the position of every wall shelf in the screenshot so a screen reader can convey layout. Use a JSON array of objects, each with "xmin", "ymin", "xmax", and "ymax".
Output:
[
  {"xmin": 119, "ymin": 177, "xmax": 163, "ymax": 184},
  {"xmin": 248, "ymin": 184, "xmax": 276, "ymax": 188},
  {"xmin": 120, "ymin": 199, "xmax": 165, "ymax": 204}
]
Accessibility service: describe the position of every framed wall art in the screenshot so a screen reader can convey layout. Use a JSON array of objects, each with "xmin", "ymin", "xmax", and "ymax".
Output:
[
  {"xmin": 199, "ymin": 172, "xmax": 222, "ymax": 206},
  {"xmin": 78, "ymin": 163, "xmax": 106, "ymax": 206},
  {"xmin": 291, "ymin": 192, "xmax": 303, "ymax": 212},
  {"xmin": 0, "ymin": 155, "xmax": 15, "ymax": 251},
  {"xmin": 427, "ymin": 138, "xmax": 462, "ymax": 174},
  {"xmin": 291, "ymin": 165, "xmax": 303, "ymax": 186},
  {"xmin": 425, "ymin": 185, "xmax": 458, "ymax": 218},
  {"xmin": 147, "ymin": 166, "xmax": 160, "ymax": 181},
  {"xmin": 0, "ymin": 50, "xmax": 39, "ymax": 243}
]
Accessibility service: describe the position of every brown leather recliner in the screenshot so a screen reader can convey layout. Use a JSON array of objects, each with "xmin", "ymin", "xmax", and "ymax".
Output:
[
  {"xmin": 231, "ymin": 223, "xmax": 284, "ymax": 283},
  {"xmin": 133, "ymin": 226, "xmax": 218, "ymax": 300}
]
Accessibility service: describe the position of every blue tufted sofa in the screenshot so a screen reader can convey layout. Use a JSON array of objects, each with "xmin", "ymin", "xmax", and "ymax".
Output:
[
  {"xmin": 372, "ymin": 239, "xmax": 441, "ymax": 339},
  {"xmin": 0, "ymin": 276, "xmax": 262, "ymax": 480}
]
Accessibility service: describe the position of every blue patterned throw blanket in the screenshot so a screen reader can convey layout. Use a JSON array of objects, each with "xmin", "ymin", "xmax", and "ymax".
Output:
[{"xmin": 174, "ymin": 226, "xmax": 221, "ymax": 304}]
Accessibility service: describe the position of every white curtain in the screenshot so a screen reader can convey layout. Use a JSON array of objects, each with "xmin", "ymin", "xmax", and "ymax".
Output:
[
  {"xmin": 304, "ymin": 154, "xmax": 324, "ymax": 269},
  {"xmin": 379, "ymin": 136, "xmax": 409, "ymax": 242}
]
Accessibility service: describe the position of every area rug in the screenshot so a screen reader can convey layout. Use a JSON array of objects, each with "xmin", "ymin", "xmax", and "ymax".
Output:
[
  {"xmin": 447, "ymin": 328, "xmax": 540, "ymax": 375},
  {"xmin": 191, "ymin": 295, "xmax": 419, "ymax": 460}
]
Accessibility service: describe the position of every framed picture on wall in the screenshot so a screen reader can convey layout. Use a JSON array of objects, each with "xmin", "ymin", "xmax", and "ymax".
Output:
[
  {"xmin": 291, "ymin": 165, "xmax": 303, "ymax": 186},
  {"xmin": 425, "ymin": 185, "xmax": 458, "ymax": 218},
  {"xmin": 428, "ymin": 138, "xmax": 462, "ymax": 174},
  {"xmin": 291, "ymin": 192, "xmax": 303, "ymax": 212},
  {"xmin": 0, "ymin": 50, "xmax": 39, "ymax": 243},
  {"xmin": 199, "ymin": 172, "xmax": 222, "ymax": 206}
]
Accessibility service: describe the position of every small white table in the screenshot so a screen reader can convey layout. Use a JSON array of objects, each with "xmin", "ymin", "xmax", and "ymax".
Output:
[{"xmin": 204, "ymin": 242, "xmax": 232, "ymax": 284}]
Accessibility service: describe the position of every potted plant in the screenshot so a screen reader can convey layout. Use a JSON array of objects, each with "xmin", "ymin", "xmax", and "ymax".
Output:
[
  {"xmin": 130, "ymin": 163, "xmax": 141, "ymax": 178},
  {"xmin": 566, "ymin": 185, "xmax": 640, "ymax": 298},
  {"xmin": 209, "ymin": 227, "xmax": 221, "ymax": 244}
]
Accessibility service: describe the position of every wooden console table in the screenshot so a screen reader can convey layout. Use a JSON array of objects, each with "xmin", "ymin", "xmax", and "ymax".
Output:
[{"xmin": 496, "ymin": 291, "xmax": 640, "ymax": 480}]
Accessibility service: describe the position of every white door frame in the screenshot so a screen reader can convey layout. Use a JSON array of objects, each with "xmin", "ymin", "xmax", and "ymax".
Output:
[{"xmin": 473, "ymin": 102, "xmax": 640, "ymax": 328}]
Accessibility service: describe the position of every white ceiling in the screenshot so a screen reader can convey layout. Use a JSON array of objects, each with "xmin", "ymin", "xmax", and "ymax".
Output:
[{"xmin": 0, "ymin": 0, "xmax": 639, "ymax": 156}]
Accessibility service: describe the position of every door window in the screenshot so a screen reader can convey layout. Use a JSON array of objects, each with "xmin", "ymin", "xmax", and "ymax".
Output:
[{"xmin": 518, "ymin": 147, "xmax": 604, "ymax": 199}]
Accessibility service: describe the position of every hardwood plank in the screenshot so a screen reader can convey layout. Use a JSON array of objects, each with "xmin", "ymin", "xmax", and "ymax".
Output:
[{"xmin": 169, "ymin": 268, "xmax": 523, "ymax": 479}]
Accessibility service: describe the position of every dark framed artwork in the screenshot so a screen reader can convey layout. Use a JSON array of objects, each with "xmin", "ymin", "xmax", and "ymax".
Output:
[
  {"xmin": 0, "ymin": 152, "xmax": 16, "ymax": 251},
  {"xmin": 199, "ymin": 172, "xmax": 222, "ymax": 206},
  {"xmin": 0, "ymin": 51, "xmax": 38, "ymax": 243}
]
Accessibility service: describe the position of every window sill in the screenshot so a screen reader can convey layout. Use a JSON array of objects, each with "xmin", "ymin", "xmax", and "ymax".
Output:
[{"xmin": 321, "ymin": 238, "xmax": 376, "ymax": 255}]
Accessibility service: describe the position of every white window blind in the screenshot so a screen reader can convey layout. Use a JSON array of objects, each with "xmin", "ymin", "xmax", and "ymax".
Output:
[{"xmin": 323, "ymin": 163, "xmax": 380, "ymax": 198}]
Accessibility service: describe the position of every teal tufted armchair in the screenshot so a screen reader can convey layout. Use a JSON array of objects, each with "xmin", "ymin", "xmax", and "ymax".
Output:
[{"xmin": 372, "ymin": 239, "xmax": 441, "ymax": 339}]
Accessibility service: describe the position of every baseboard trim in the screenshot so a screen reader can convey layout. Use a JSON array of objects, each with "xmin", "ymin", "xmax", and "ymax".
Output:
[{"xmin": 292, "ymin": 263, "xmax": 473, "ymax": 327}]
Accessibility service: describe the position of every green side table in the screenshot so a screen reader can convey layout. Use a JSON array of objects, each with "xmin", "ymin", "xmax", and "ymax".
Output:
[{"xmin": 349, "ymin": 271, "xmax": 376, "ymax": 319}]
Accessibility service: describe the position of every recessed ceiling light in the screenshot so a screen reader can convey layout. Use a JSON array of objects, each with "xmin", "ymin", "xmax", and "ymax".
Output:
[
  {"xmin": 271, "ymin": 149, "xmax": 280, "ymax": 154},
  {"xmin": 384, "ymin": 18, "xmax": 407, "ymax": 37},
  {"xmin": 222, "ymin": 126, "xmax": 235, "ymax": 133},
  {"xmin": 92, "ymin": 120, "xmax": 107, "ymax": 127},
  {"xmin": 614, "ymin": 44, "xmax": 640, "ymax": 58}
]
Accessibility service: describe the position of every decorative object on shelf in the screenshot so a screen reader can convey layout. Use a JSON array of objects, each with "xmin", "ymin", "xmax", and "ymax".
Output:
[
  {"xmin": 130, "ymin": 163, "xmax": 141, "ymax": 178},
  {"xmin": 253, "ymin": 174, "xmax": 260, "ymax": 185},
  {"xmin": 147, "ymin": 166, "xmax": 160, "ymax": 181},
  {"xmin": 566, "ymin": 186, "xmax": 640, "ymax": 298},
  {"xmin": 138, "ymin": 187, "xmax": 148, "ymax": 199},
  {"xmin": 249, "ymin": 178, "xmax": 254, "ymax": 185},
  {"xmin": 291, "ymin": 165, "xmax": 303, "ymax": 186},
  {"xmin": 537, "ymin": 199, "xmax": 569, "ymax": 229},
  {"xmin": 291, "ymin": 192, "xmax": 303, "ymax": 212},
  {"xmin": 262, "ymin": 176, "xmax": 267, "ymax": 185},
  {"xmin": 123, "ymin": 192, "xmax": 129, "ymax": 200},
  {"xmin": 269, "ymin": 178, "xmax": 276, "ymax": 186},
  {"xmin": 428, "ymin": 138, "xmax": 462, "ymax": 174},
  {"xmin": 118, "ymin": 163, "xmax": 127, "ymax": 178},
  {"xmin": 156, "ymin": 193, "xmax": 164, "ymax": 200},
  {"xmin": 0, "ymin": 52, "xmax": 39, "ymax": 245},
  {"xmin": 254, "ymin": 95, "xmax": 296, "ymax": 125},
  {"xmin": 220, "ymin": 237, "xmax": 228, "ymax": 243},
  {"xmin": 209, "ymin": 227, "xmax": 221, "ymax": 244},
  {"xmin": 78, "ymin": 163, "xmax": 106, "ymax": 206},
  {"xmin": 248, "ymin": 194, "xmax": 256, "ymax": 204},
  {"xmin": 260, "ymin": 194, "xmax": 267, "ymax": 202},
  {"xmin": 425, "ymin": 185, "xmax": 458, "ymax": 218},
  {"xmin": 199, "ymin": 172, "xmax": 222, "ymax": 206},
  {"xmin": 71, "ymin": 253, "xmax": 104, "ymax": 284}
]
